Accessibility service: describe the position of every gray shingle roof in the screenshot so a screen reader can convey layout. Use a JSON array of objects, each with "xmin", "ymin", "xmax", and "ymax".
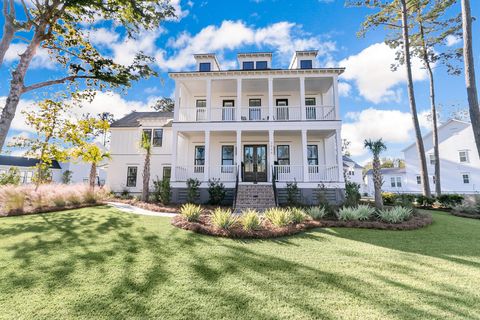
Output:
[
  {"xmin": 110, "ymin": 111, "xmax": 174, "ymax": 128},
  {"xmin": 342, "ymin": 155, "xmax": 363, "ymax": 169},
  {"xmin": 0, "ymin": 155, "xmax": 62, "ymax": 169}
]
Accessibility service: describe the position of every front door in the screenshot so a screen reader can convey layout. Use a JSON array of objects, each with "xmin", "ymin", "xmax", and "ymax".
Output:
[{"xmin": 243, "ymin": 145, "xmax": 267, "ymax": 182}]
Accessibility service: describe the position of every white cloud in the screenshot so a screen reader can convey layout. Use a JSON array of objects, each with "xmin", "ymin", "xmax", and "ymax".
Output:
[
  {"xmin": 4, "ymin": 43, "xmax": 56, "ymax": 69},
  {"xmin": 445, "ymin": 35, "xmax": 461, "ymax": 47},
  {"xmin": 156, "ymin": 20, "xmax": 335, "ymax": 70},
  {"xmin": 87, "ymin": 28, "xmax": 120, "ymax": 47},
  {"xmin": 170, "ymin": 0, "xmax": 190, "ymax": 20},
  {"xmin": 338, "ymin": 82, "xmax": 352, "ymax": 97},
  {"xmin": 339, "ymin": 43, "xmax": 428, "ymax": 103},
  {"xmin": 342, "ymin": 107, "xmax": 430, "ymax": 157}
]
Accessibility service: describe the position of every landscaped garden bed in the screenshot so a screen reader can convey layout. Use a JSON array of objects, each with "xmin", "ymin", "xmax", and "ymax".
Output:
[
  {"xmin": 172, "ymin": 205, "xmax": 433, "ymax": 239},
  {"xmin": 0, "ymin": 184, "xmax": 108, "ymax": 217}
]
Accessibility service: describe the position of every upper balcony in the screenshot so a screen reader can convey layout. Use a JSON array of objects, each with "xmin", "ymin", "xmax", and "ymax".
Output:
[{"xmin": 172, "ymin": 75, "xmax": 340, "ymax": 123}]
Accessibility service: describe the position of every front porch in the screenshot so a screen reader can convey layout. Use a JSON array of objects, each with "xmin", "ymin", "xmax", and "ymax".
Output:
[{"xmin": 171, "ymin": 129, "xmax": 344, "ymax": 186}]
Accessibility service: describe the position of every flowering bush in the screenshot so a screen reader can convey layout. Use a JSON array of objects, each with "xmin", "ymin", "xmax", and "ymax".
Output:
[{"xmin": 0, "ymin": 184, "xmax": 108, "ymax": 216}]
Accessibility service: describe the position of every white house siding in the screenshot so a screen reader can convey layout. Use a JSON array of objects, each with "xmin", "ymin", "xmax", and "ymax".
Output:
[
  {"xmin": 365, "ymin": 169, "xmax": 407, "ymax": 196},
  {"xmin": 0, "ymin": 165, "xmax": 62, "ymax": 184},
  {"xmin": 404, "ymin": 120, "xmax": 480, "ymax": 194}
]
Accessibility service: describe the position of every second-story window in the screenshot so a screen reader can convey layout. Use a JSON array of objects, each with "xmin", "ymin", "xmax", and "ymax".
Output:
[
  {"xmin": 249, "ymin": 99, "xmax": 261, "ymax": 120},
  {"xmin": 199, "ymin": 62, "xmax": 211, "ymax": 72},
  {"xmin": 459, "ymin": 150, "xmax": 469, "ymax": 163},
  {"xmin": 152, "ymin": 129, "xmax": 163, "ymax": 147},
  {"xmin": 256, "ymin": 61, "xmax": 268, "ymax": 69},
  {"xmin": 429, "ymin": 154, "xmax": 436, "ymax": 165},
  {"xmin": 243, "ymin": 61, "xmax": 254, "ymax": 70},
  {"xmin": 300, "ymin": 60, "xmax": 313, "ymax": 69},
  {"xmin": 142, "ymin": 129, "xmax": 152, "ymax": 144}
]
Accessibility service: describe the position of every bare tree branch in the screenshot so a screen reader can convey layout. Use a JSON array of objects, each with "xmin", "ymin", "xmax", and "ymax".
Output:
[{"xmin": 22, "ymin": 75, "xmax": 96, "ymax": 93}]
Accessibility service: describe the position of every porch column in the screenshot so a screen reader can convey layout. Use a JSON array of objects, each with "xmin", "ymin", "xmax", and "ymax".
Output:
[
  {"xmin": 302, "ymin": 129, "xmax": 309, "ymax": 182},
  {"xmin": 206, "ymin": 78, "xmax": 212, "ymax": 121},
  {"xmin": 300, "ymin": 76, "xmax": 306, "ymax": 120},
  {"xmin": 268, "ymin": 130, "xmax": 275, "ymax": 182},
  {"xmin": 335, "ymin": 128, "xmax": 344, "ymax": 183},
  {"xmin": 174, "ymin": 81, "xmax": 180, "ymax": 122},
  {"xmin": 171, "ymin": 129, "xmax": 178, "ymax": 182},
  {"xmin": 268, "ymin": 77, "xmax": 274, "ymax": 121},
  {"xmin": 204, "ymin": 130, "xmax": 210, "ymax": 182},
  {"xmin": 236, "ymin": 130, "xmax": 242, "ymax": 181},
  {"xmin": 236, "ymin": 78, "xmax": 242, "ymax": 121},
  {"xmin": 333, "ymin": 75, "xmax": 339, "ymax": 120}
]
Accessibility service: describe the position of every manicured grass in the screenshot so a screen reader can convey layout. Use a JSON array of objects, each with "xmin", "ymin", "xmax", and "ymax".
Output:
[{"xmin": 0, "ymin": 207, "xmax": 479, "ymax": 319}]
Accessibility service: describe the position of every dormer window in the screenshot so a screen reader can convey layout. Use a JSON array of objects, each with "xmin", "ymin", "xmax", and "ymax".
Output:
[
  {"xmin": 199, "ymin": 62, "xmax": 211, "ymax": 72},
  {"xmin": 300, "ymin": 60, "xmax": 313, "ymax": 69},
  {"xmin": 243, "ymin": 61, "xmax": 254, "ymax": 70},
  {"xmin": 256, "ymin": 61, "xmax": 268, "ymax": 70}
]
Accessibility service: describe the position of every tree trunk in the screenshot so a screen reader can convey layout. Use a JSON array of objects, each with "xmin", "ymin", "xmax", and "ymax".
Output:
[
  {"xmin": 0, "ymin": 30, "xmax": 43, "ymax": 151},
  {"xmin": 372, "ymin": 156, "xmax": 383, "ymax": 210},
  {"xmin": 0, "ymin": 13, "xmax": 15, "ymax": 67},
  {"xmin": 142, "ymin": 150, "xmax": 151, "ymax": 202},
  {"xmin": 461, "ymin": 0, "xmax": 480, "ymax": 158},
  {"xmin": 89, "ymin": 162, "xmax": 96, "ymax": 190},
  {"xmin": 400, "ymin": 0, "xmax": 431, "ymax": 197}
]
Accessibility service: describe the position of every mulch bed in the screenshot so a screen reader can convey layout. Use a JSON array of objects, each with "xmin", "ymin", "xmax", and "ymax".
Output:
[
  {"xmin": 451, "ymin": 211, "xmax": 480, "ymax": 219},
  {"xmin": 0, "ymin": 202, "xmax": 105, "ymax": 218},
  {"xmin": 171, "ymin": 213, "xmax": 433, "ymax": 239}
]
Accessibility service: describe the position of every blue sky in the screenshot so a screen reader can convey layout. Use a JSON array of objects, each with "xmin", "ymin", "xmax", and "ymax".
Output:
[{"xmin": 0, "ymin": 0, "xmax": 478, "ymax": 164}]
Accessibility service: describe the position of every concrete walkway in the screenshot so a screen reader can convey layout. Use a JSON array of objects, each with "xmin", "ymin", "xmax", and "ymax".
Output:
[{"xmin": 107, "ymin": 202, "xmax": 177, "ymax": 217}]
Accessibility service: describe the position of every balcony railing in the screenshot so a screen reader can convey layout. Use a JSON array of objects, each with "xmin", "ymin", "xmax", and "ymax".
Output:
[
  {"xmin": 273, "ymin": 165, "xmax": 303, "ymax": 182},
  {"xmin": 209, "ymin": 165, "xmax": 237, "ymax": 181},
  {"xmin": 177, "ymin": 105, "xmax": 336, "ymax": 122},
  {"xmin": 175, "ymin": 165, "xmax": 205, "ymax": 181},
  {"xmin": 307, "ymin": 165, "xmax": 339, "ymax": 182},
  {"xmin": 175, "ymin": 165, "xmax": 237, "ymax": 182}
]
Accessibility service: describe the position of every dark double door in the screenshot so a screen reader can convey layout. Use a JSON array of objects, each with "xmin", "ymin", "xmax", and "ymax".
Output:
[{"xmin": 243, "ymin": 145, "xmax": 267, "ymax": 182}]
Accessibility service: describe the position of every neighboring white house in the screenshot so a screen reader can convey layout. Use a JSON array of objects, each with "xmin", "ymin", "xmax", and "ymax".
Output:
[
  {"xmin": 403, "ymin": 119, "xmax": 479, "ymax": 194},
  {"xmin": 107, "ymin": 50, "xmax": 346, "ymax": 205},
  {"xmin": 343, "ymin": 155, "xmax": 367, "ymax": 194},
  {"xmin": 365, "ymin": 167, "xmax": 407, "ymax": 195},
  {"xmin": 0, "ymin": 155, "xmax": 62, "ymax": 183}
]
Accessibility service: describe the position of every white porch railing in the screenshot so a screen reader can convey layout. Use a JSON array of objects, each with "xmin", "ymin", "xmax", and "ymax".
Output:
[
  {"xmin": 178, "ymin": 107, "xmax": 207, "ymax": 122},
  {"xmin": 305, "ymin": 106, "xmax": 336, "ymax": 120},
  {"xmin": 175, "ymin": 165, "xmax": 205, "ymax": 181},
  {"xmin": 273, "ymin": 165, "xmax": 303, "ymax": 182},
  {"xmin": 209, "ymin": 165, "xmax": 237, "ymax": 181},
  {"xmin": 273, "ymin": 106, "xmax": 302, "ymax": 121},
  {"xmin": 211, "ymin": 107, "xmax": 236, "ymax": 121},
  {"xmin": 240, "ymin": 107, "xmax": 270, "ymax": 121},
  {"xmin": 308, "ymin": 165, "xmax": 339, "ymax": 182}
]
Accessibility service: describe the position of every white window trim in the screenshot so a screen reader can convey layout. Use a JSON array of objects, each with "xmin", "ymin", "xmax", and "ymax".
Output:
[{"xmin": 459, "ymin": 150, "xmax": 469, "ymax": 163}]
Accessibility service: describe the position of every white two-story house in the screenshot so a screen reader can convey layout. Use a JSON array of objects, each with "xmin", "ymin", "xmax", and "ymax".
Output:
[{"xmin": 107, "ymin": 51, "xmax": 346, "ymax": 206}]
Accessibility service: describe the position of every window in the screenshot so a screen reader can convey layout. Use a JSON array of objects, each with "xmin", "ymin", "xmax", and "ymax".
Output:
[
  {"xmin": 300, "ymin": 60, "xmax": 313, "ymax": 69},
  {"xmin": 256, "ymin": 61, "xmax": 268, "ymax": 69},
  {"xmin": 277, "ymin": 145, "xmax": 290, "ymax": 165},
  {"xmin": 163, "ymin": 166, "xmax": 171, "ymax": 180},
  {"xmin": 126, "ymin": 166, "xmax": 137, "ymax": 187},
  {"xmin": 242, "ymin": 61, "xmax": 254, "ymax": 70},
  {"xmin": 142, "ymin": 129, "xmax": 152, "ymax": 144},
  {"xmin": 459, "ymin": 150, "xmax": 469, "ymax": 163},
  {"xmin": 199, "ymin": 62, "xmax": 211, "ymax": 72},
  {"xmin": 222, "ymin": 100, "xmax": 235, "ymax": 121},
  {"xmin": 349, "ymin": 169, "xmax": 355, "ymax": 176},
  {"xmin": 25, "ymin": 171, "xmax": 33, "ymax": 184},
  {"xmin": 305, "ymin": 98, "xmax": 316, "ymax": 120},
  {"xmin": 432, "ymin": 176, "xmax": 436, "ymax": 185},
  {"xmin": 416, "ymin": 175, "xmax": 421, "ymax": 185},
  {"xmin": 152, "ymin": 129, "xmax": 163, "ymax": 147},
  {"xmin": 196, "ymin": 99, "xmax": 207, "ymax": 121},
  {"xmin": 390, "ymin": 177, "xmax": 402, "ymax": 188},
  {"xmin": 195, "ymin": 146, "xmax": 205, "ymax": 166},
  {"xmin": 307, "ymin": 145, "xmax": 319, "ymax": 165},
  {"xmin": 222, "ymin": 146, "xmax": 234, "ymax": 166},
  {"xmin": 429, "ymin": 154, "xmax": 436, "ymax": 165},
  {"xmin": 396, "ymin": 177, "xmax": 402, "ymax": 188},
  {"xmin": 462, "ymin": 173, "xmax": 470, "ymax": 184},
  {"xmin": 248, "ymin": 99, "xmax": 262, "ymax": 120},
  {"xmin": 390, "ymin": 177, "xmax": 396, "ymax": 188}
]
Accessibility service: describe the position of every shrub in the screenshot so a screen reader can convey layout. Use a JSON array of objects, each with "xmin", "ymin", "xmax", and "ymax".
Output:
[
  {"xmin": 337, "ymin": 205, "xmax": 374, "ymax": 221},
  {"xmin": 240, "ymin": 209, "xmax": 261, "ymax": 231},
  {"xmin": 306, "ymin": 206, "xmax": 328, "ymax": 220},
  {"xmin": 436, "ymin": 194, "xmax": 464, "ymax": 208},
  {"xmin": 153, "ymin": 177, "xmax": 171, "ymax": 204},
  {"xmin": 378, "ymin": 206, "xmax": 413, "ymax": 223},
  {"xmin": 180, "ymin": 203, "xmax": 202, "ymax": 222},
  {"xmin": 286, "ymin": 181, "xmax": 300, "ymax": 206},
  {"xmin": 396, "ymin": 194, "xmax": 415, "ymax": 208},
  {"xmin": 61, "ymin": 170, "xmax": 73, "ymax": 184},
  {"xmin": 186, "ymin": 178, "xmax": 201, "ymax": 203},
  {"xmin": 0, "ymin": 167, "xmax": 21, "ymax": 186},
  {"xmin": 120, "ymin": 188, "xmax": 132, "ymax": 199},
  {"xmin": 0, "ymin": 187, "xmax": 26, "ymax": 214},
  {"xmin": 382, "ymin": 192, "xmax": 397, "ymax": 205},
  {"xmin": 289, "ymin": 207, "xmax": 307, "ymax": 223},
  {"xmin": 452, "ymin": 204, "xmax": 479, "ymax": 215},
  {"xmin": 83, "ymin": 189, "xmax": 97, "ymax": 204},
  {"xmin": 316, "ymin": 183, "xmax": 334, "ymax": 216},
  {"xmin": 208, "ymin": 178, "xmax": 226, "ymax": 205},
  {"xmin": 345, "ymin": 181, "xmax": 361, "ymax": 207},
  {"xmin": 415, "ymin": 195, "xmax": 435, "ymax": 208},
  {"xmin": 264, "ymin": 208, "xmax": 292, "ymax": 227},
  {"xmin": 211, "ymin": 208, "xmax": 237, "ymax": 230}
]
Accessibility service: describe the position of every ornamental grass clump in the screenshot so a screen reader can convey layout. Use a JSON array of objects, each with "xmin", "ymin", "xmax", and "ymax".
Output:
[
  {"xmin": 289, "ymin": 207, "xmax": 307, "ymax": 223},
  {"xmin": 211, "ymin": 208, "xmax": 237, "ymax": 230},
  {"xmin": 0, "ymin": 186, "xmax": 26, "ymax": 215},
  {"xmin": 264, "ymin": 208, "xmax": 292, "ymax": 227},
  {"xmin": 180, "ymin": 203, "xmax": 202, "ymax": 222},
  {"xmin": 306, "ymin": 206, "xmax": 327, "ymax": 220},
  {"xmin": 240, "ymin": 209, "xmax": 261, "ymax": 231},
  {"xmin": 378, "ymin": 206, "xmax": 413, "ymax": 223},
  {"xmin": 337, "ymin": 205, "xmax": 375, "ymax": 221}
]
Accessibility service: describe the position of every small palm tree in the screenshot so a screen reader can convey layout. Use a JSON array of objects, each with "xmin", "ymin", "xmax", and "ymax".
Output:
[
  {"xmin": 140, "ymin": 131, "xmax": 152, "ymax": 202},
  {"xmin": 73, "ymin": 144, "xmax": 110, "ymax": 190},
  {"xmin": 364, "ymin": 139, "xmax": 387, "ymax": 210}
]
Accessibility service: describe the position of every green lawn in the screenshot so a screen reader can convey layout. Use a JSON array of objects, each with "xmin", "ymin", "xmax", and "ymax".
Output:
[{"xmin": 0, "ymin": 207, "xmax": 479, "ymax": 319}]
